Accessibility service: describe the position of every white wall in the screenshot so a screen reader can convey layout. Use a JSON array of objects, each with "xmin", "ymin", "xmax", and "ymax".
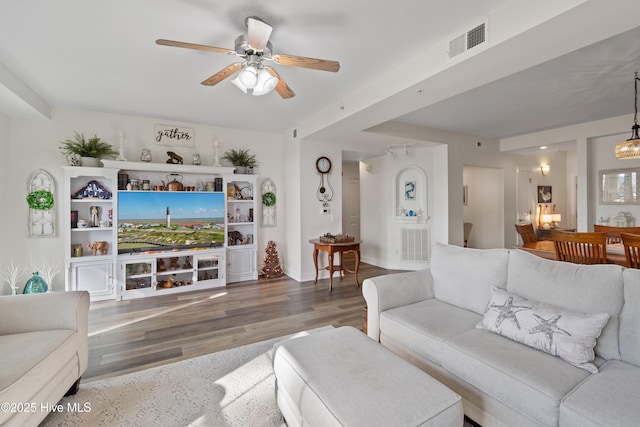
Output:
[
  {"xmin": 0, "ymin": 113, "xmax": 9, "ymax": 275},
  {"xmin": 591, "ymin": 135, "xmax": 640, "ymax": 226},
  {"xmin": 296, "ymin": 140, "xmax": 344, "ymax": 282},
  {"xmin": 3, "ymin": 108, "xmax": 286, "ymax": 293},
  {"xmin": 512, "ymin": 150, "xmax": 571, "ymax": 229},
  {"xmin": 501, "ymin": 114, "xmax": 635, "ymax": 231},
  {"xmin": 360, "ymin": 144, "xmax": 447, "ymax": 270}
]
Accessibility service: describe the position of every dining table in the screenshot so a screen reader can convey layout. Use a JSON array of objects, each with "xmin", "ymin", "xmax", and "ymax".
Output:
[{"xmin": 517, "ymin": 240, "xmax": 627, "ymax": 266}]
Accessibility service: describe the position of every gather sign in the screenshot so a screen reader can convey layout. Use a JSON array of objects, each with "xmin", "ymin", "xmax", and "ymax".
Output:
[{"xmin": 154, "ymin": 124, "xmax": 194, "ymax": 147}]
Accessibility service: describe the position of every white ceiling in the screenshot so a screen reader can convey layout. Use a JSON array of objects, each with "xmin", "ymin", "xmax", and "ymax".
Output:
[{"xmin": 1, "ymin": 1, "xmax": 639, "ymax": 154}]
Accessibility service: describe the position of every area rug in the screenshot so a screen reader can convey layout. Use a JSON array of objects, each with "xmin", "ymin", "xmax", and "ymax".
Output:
[
  {"xmin": 42, "ymin": 326, "xmax": 479, "ymax": 427},
  {"xmin": 42, "ymin": 327, "xmax": 334, "ymax": 427}
]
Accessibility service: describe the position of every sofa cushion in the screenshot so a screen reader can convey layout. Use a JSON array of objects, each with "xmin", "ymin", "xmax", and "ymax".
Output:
[
  {"xmin": 507, "ymin": 249, "xmax": 624, "ymax": 361},
  {"xmin": 442, "ymin": 328, "xmax": 592, "ymax": 427},
  {"xmin": 0, "ymin": 330, "xmax": 78, "ymax": 424},
  {"xmin": 431, "ymin": 243, "xmax": 509, "ymax": 315},
  {"xmin": 380, "ymin": 299, "xmax": 481, "ymax": 365},
  {"xmin": 619, "ymin": 268, "xmax": 640, "ymax": 367},
  {"xmin": 560, "ymin": 360, "xmax": 640, "ymax": 427},
  {"xmin": 477, "ymin": 287, "xmax": 609, "ymax": 373}
]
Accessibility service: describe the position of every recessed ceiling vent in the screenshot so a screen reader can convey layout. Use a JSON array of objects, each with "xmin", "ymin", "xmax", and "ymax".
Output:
[{"xmin": 449, "ymin": 21, "xmax": 487, "ymax": 59}]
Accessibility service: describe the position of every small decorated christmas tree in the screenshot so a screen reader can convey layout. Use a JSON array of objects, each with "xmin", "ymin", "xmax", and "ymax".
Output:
[{"xmin": 261, "ymin": 240, "xmax": 284, "ymax": 279}]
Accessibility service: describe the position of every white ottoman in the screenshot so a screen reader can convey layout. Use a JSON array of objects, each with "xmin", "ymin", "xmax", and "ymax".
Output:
[{"xmin": 273, "ymin": 326, "xmax": 463, "ymax": 427}]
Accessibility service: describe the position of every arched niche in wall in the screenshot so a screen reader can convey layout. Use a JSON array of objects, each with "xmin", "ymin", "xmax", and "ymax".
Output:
[{"xmin": 393, "ymin": 165, "xmax": 428, "ymax": 223}]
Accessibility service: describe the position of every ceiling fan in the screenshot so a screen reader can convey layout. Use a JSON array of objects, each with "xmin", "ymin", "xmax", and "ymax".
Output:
[{"xmin": 156, "ymin": 16, "xmax": 340, "ymax": 99}]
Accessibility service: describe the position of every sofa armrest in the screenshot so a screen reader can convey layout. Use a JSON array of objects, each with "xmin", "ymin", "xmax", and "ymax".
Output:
[
  {"xmin": 363, "ymin": 269, "xmax": 434, "ymax": 341},
  {"xmin": 0, "ymin": 291, "xmax": 90, "ymax": 336}
]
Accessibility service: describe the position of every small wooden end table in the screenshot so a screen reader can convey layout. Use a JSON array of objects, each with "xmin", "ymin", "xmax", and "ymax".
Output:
[{"xmin": 309, "ymin": 239, "xmax": 361, "ymax": 291}]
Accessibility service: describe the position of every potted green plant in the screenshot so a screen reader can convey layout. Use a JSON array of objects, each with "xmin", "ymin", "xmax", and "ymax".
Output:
[
  {"xmin": 59, "ymin": 131, "xmax": 118, "ymax": 166},
  {"xmin": 221, "ymin": 148, "xmax": 259, "ymax": 174}
]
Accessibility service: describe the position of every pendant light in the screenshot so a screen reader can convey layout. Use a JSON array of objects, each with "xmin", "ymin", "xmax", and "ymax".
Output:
[{"xmin": 615, "ymin": 72, "xmax": 640, "ymax": 159}]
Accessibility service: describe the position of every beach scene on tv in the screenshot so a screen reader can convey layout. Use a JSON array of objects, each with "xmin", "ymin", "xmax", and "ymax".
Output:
[{"xmin": 118, "ymin": 192, "xmax": 225, "ymax": 253}]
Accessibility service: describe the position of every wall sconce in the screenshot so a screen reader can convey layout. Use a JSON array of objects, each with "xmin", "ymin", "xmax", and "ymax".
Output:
[{"xmin": 540, "ymin": 164, "xmax": 550, "ymax": 176}]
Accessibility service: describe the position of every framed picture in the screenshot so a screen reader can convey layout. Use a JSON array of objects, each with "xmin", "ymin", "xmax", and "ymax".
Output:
[
  {"xmin": 599, "ymin": 168, "xmax": 640, "ymax": 204},
  {"xmin": 537, "ymin": 186, "xmax": 552, "ymax": 203},
  {"xmin": 463, "ymin": 185, "xmax": 468, "ymax": 205},
  {"xmin": 405, "ymin": 181, "xmax": 416, "ymax": 200}
]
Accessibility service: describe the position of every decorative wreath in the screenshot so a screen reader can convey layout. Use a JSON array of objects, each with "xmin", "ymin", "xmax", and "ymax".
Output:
[
  {"xmin": 262, "ymin": 191, "xmax": 276, "ymax": 207},
  {"xmin": 27, "ymin": 190, "xmax": 54, "ymax": 210}
]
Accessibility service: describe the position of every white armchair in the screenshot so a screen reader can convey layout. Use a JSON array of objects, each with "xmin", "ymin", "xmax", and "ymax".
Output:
[{"xmin": 0, "ymin": 291, "xmax": 89, "ymax": 426}]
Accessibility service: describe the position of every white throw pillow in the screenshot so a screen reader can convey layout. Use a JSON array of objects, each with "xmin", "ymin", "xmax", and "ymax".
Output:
[{"xmin": 477, "ymin": 287, "xmax": 610, "ymax": 373}]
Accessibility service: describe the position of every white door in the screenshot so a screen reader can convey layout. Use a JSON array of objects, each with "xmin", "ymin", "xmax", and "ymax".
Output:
[
  {"xmin": 463, "ymin": 166, "xmax": 505, "ymax": 249},
  {"xmin": 342, "ymin": 163, "xmax": 360, "ymax": 239}
]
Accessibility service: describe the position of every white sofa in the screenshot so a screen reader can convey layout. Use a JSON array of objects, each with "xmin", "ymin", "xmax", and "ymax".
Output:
[
  {"xmin": 0, "ymin": 291, "xmax": 89, "ymax": 426},
  {"xmin": 363, "ymin": 243, "xmax": 640, "ymax": 427}
]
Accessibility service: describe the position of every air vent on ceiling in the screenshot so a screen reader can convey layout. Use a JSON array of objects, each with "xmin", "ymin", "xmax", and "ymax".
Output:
[{"xmin": 449, "ymin": 21, "xmax": 487, "ymax": 59}]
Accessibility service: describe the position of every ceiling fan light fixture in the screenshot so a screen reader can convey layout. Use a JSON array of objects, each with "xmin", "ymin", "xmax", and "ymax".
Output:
[
  {"xmin": 252, "ymin": 68, "xmax": 278, "ymax": 96},
  {"xmin": 158, "ymin": 16, "xmax": 339, "ymax": 100},
  {"xmin": 616, "ymin": 72, "xmax": 640, "ymax": 159},
  {"xmin": 230, "ymin": 75, "xmax": 248, "ymax": 94},
  {"xmin": 238, "ymin": 65, "xmax": 258, "ymax": 89}
]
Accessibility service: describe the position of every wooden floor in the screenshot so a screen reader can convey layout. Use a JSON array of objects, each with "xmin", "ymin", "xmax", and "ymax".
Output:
[{"xmin": 85, "ymin": 261, "xmax": 403, "ymax": 382}]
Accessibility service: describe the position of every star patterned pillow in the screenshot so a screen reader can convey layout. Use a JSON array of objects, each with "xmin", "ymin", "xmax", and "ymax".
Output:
[{"xmin": 477, "ymin": 287, "xmax": 610, "ymax": 373}]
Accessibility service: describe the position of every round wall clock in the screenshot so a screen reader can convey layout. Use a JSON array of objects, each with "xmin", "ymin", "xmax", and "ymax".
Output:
[
  {"xmin": 316, "ymin": 156, "xmax": 332, "ymax": 174},
  {"xmin": 315, "ymin": 156, "xmax": 333, "ymax": 206}
]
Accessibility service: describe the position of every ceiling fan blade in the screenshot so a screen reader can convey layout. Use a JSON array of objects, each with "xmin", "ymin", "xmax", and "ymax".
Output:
[
  {"xmin": 201, "ymin": 62, "xmax": 244, "ymax": 86},
  {"xmin": 272, "ymin": 53, "xmax": 340, "ymax": 72},
  {"xmin": 266, "ymin": 68, "xmax": 295, "ymax": 99},
  {"xmin": 156, "ymin": 39, "xmax": 235, "ymax": 55},
  {"xmin": 246, "ymin": 16, "xmax": 273, "ymax": 51}
]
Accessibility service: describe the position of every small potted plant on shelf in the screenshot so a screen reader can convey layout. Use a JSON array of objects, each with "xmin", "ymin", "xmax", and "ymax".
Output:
[
  {"xmin": 59, "ymin": 131, "xmax": 118, "ymax": 167},
  {"xmin": 221, "ymin": 148, "xmax": 258, "ymax": 174}
]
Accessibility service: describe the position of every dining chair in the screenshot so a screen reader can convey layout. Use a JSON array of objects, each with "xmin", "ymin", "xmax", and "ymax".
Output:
[
  {"xmin": 593, "ymin": 225, "xmax": 640, "ymax": 244},
  {"xmin": 515, "ymin": 223, "xmax": 538, "ymax": 244},
  {"xmin": 621, "ymin": 233, "xmax": 640, "ymax": 268},
  {"xmin": 551, "ymin": 229, "xmax": 607, "ymax": 264}
]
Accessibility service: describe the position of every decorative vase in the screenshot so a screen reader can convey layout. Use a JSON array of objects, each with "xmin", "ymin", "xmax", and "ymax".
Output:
[
  {"xmin": 80, "ymin": 156, "xmax": 101, "ymax": 167},
  {"xmin": 23, "ymin": 272, "xmax": 48, "ymax": 294}
]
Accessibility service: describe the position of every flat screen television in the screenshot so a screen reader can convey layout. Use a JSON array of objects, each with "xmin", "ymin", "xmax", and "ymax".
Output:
[{"xmin": 117, "ymin": 191, "xmax": 225, "ymax": 254}]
